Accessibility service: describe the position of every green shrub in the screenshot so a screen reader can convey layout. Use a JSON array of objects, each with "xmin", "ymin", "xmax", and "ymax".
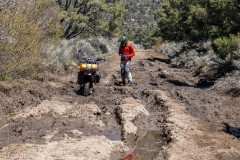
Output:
[
  {"xmin": 155, "ymin": 0, "xmax": 240, "ymax": 43},
  {"xmin": 57, "ymin": 0, "xmax": 123, "ymax": 39},
  {"xmin": 0, "ymin": 75, "xmax": 13, "ymax": 81},
  {"xmin": 213, "ymin": 34, "xmax": 240, "ymax": 59}
]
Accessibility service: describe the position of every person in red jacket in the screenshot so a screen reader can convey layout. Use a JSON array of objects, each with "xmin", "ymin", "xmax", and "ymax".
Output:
[{"xmin": 118, "ymin": 36, "xmax": 135, "ymax": 86}]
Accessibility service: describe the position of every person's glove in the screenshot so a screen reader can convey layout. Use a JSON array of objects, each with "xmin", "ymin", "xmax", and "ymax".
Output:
[{"xmin": 121, "ymin": 55, "xmax": 128, "ymax": 58}]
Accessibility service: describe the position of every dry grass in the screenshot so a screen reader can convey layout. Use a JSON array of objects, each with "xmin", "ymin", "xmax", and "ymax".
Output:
[
  {"xmin": 153, "ymin": 40, "xmax": 164, "ymax": 52},
  {"xmin": 0, "ymin": 0, "xmax": 63, "ymax": 79}
]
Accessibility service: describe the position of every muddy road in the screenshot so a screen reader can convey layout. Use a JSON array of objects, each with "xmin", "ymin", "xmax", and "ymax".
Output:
[{"xmin": 0, "ymin": 50, "xmax": 239, "ymax": 160}]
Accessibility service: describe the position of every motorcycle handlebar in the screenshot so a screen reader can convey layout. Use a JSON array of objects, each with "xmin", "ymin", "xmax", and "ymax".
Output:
[
  {"xmin": 79, "ymin": 57, "xmax": 106, "ymax": 63},
  {"xmin": 96, "ymin": 57, "xmax": 106, "ymax": 62}
]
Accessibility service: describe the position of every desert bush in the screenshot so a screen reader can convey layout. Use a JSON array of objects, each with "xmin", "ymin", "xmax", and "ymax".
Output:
[
  {"xmin": 133, "ymin": 26, "xmax": 159, "ymax": 49},
  {"xmin": 213, "ymin": 34, "xmax": 240, "ymax": 59},
  {"xmin": 210, "ymin": 51, "xmax": 240, "ymax": 77},
  {"xmin": 153, "ymin": 38, "xmax": 163, "ymax": 52},
  {"xmin": 57, "ymin": 0, "xmax": 123, "ymax": 39},
  {"xmin": 0, "ymin": 0, "xmax": 63, "ymax": 79},
  {"xmin": 121, "ymin": 0, "xmax": 161, "ymax": 47},
  {"xmin": 233, "ymin": 59, "xmax": 240, "ymax": 70},
  {"xmin": 0, "ymin": 75, "xmax": 13, "ymax": 81},
  {"xmin": 155, "ymin": 0, "xmax": 240, "ymax": 83},
  {"xmin": 155, "ymin": 0, "xmax": 240, "ymax": 43},
  {"xmin": 214, "ymin": 71, "xmax": 240, "ymax": 96},
  {"xmin": 211, "ymin": 34, "xmax": 240, "ymax": 76},
  {"xmin": 159, "ymin": 42, "xmax": 185, "ymax": 59},
  {"xmin": 45, "ymin": 37, "xmax": 117, "ymax": 69}
]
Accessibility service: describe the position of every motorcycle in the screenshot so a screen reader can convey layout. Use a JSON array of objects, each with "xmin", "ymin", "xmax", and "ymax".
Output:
[{"xmin": 77, "ymin": 57, "xmax": 106, "ymax": 96}]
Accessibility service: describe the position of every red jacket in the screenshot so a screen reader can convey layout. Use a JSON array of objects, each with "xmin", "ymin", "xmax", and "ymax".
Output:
[{"xmin": 118, "ymin": 42, "xmax": 135, "ymax": 61}]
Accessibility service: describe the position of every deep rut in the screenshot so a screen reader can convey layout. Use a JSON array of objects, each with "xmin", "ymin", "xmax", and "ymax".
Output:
[
  {"xmin": 0, "ymin": 50, "xmax": 169, "ymax": 160},
  {"xmin": 0, "ymin": 50, "xmax": 239, "ymax": 160}
]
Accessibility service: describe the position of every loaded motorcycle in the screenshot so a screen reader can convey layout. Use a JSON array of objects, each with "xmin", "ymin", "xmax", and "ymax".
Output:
[{"xmin": 77, "ymin": 57, "xmax": 105, "ymax": 96}]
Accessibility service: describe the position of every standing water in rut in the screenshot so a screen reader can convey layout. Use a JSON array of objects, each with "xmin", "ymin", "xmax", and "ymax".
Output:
[{"xmin": 121, "ymin": 131, "xmax": 166, "ymax": 160}]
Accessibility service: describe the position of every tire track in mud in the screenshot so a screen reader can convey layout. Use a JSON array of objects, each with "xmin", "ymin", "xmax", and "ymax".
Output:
[
  {"xmin": 147, "ymin": 53, "xmax": 240, "ymax": 160},
  {"xmin": 2, "ymin": 49, "xmax": 238, "ymax": 160},
  {"xmin": 95, "ymin": 52, "xmax": 170, "ymax": 159},
  {"xmin": 107, "ymin": 52, "xmax": 171, "ymax": 159},
  {"xmin": 0, "ymin": 50, "xmax": 169, "ymax": 160}
]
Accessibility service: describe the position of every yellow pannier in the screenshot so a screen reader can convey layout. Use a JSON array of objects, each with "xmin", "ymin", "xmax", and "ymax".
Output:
[{"xmin": 79, "ymin": 64, "xmax": 98, "ymax": 72}]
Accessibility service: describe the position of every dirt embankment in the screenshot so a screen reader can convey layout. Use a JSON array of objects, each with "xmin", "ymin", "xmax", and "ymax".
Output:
[{"xmin": 0, "ymin": 50, "xmax": 239, "ymax": 160}]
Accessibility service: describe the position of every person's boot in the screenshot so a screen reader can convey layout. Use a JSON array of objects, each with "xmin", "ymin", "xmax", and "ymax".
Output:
[
  {"xmin": 89, "ymin": 82, "xmax": 94, "ymax": 94},
  {"xmin": 127, "ymin": 80, "xmax": 133, "ymax": 86},
  {"xmin": 89, "ymin": 88, "xmax": 93, "ymax": 94},
  {"xmin": 122, "ymin": 78, "xmax": 126, "ymax": 86}
]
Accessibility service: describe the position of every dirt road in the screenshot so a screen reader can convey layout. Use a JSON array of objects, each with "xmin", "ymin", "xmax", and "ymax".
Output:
[{"xmin": 0, "ymin": 50, "xmax": 239, "ymax": 160}]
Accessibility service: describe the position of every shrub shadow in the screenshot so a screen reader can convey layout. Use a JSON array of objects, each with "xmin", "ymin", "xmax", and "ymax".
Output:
[
  {"xmin": 167, "ymin": 79, "xmax": 195, "ymax": 87},
  {"xmin": 195, "ymin": 78, "xmax": 215, "ymax": 89},
  {"xmin": 167, "ymin": 78, "xmax": 215, "ymax": 89},
  {"xmin": 223, "ymin": 123, "xmax": 240, "ymax": 138},
  {"xmin": 146, "ymin": 58, "xmax": 171, "ymax": 64}
]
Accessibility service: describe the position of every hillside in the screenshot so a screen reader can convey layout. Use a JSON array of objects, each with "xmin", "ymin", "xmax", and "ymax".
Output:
[{"xmin": 122, "ymin": 0, "xmax": 163, "ymax": 48}]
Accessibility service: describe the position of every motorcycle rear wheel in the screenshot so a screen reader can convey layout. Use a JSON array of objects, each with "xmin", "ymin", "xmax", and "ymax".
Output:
[{"xmin": 83, "ymin": 83, "xmax": 90, "ymax": 96}]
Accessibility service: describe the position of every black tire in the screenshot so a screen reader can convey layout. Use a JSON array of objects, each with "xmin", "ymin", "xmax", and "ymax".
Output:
[
  {"xmin": 83, "ymin": 83, "xmax": 90, "ymax": 96},
  {"xmin": 79, "ymin": 85, "xmax": 84, "ymax": 95},
  {"xmin": 77, "ymin": 72, "xmax": 84, "ymax": 85},
  {"xmin": 95, "ymin": 70, "xmax": 101, "ymax": 83}
]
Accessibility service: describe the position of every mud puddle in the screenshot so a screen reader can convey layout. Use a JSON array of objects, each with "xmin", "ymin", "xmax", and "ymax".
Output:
[{"xmin": 121, "ymin": 130, "xmax": 166, "ymax": 160}]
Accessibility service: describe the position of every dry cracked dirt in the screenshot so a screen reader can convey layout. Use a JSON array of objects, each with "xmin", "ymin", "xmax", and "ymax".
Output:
[{"xmin": 0, "ymin": 50, "xmax": 239, "ymax": 160}]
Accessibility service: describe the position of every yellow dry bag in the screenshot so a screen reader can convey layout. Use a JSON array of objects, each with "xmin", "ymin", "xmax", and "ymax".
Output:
[{"xmin": 79, "ymin": 64, "xmax": 98, "ymax": 72}]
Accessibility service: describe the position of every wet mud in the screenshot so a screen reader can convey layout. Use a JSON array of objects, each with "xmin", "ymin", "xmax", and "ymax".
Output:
[
  {"xmin": 134, "ymin": 131, "xmax": 166, "ymax": 160},
  {"xmin": 0, "ymin": 50, "xmax": 239, "ymax": 159}
]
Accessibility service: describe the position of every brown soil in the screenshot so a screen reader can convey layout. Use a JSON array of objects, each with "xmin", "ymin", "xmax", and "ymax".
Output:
[{"xmin": 0, "ymin": 50, "xmax": 239, "ymax": 160}]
